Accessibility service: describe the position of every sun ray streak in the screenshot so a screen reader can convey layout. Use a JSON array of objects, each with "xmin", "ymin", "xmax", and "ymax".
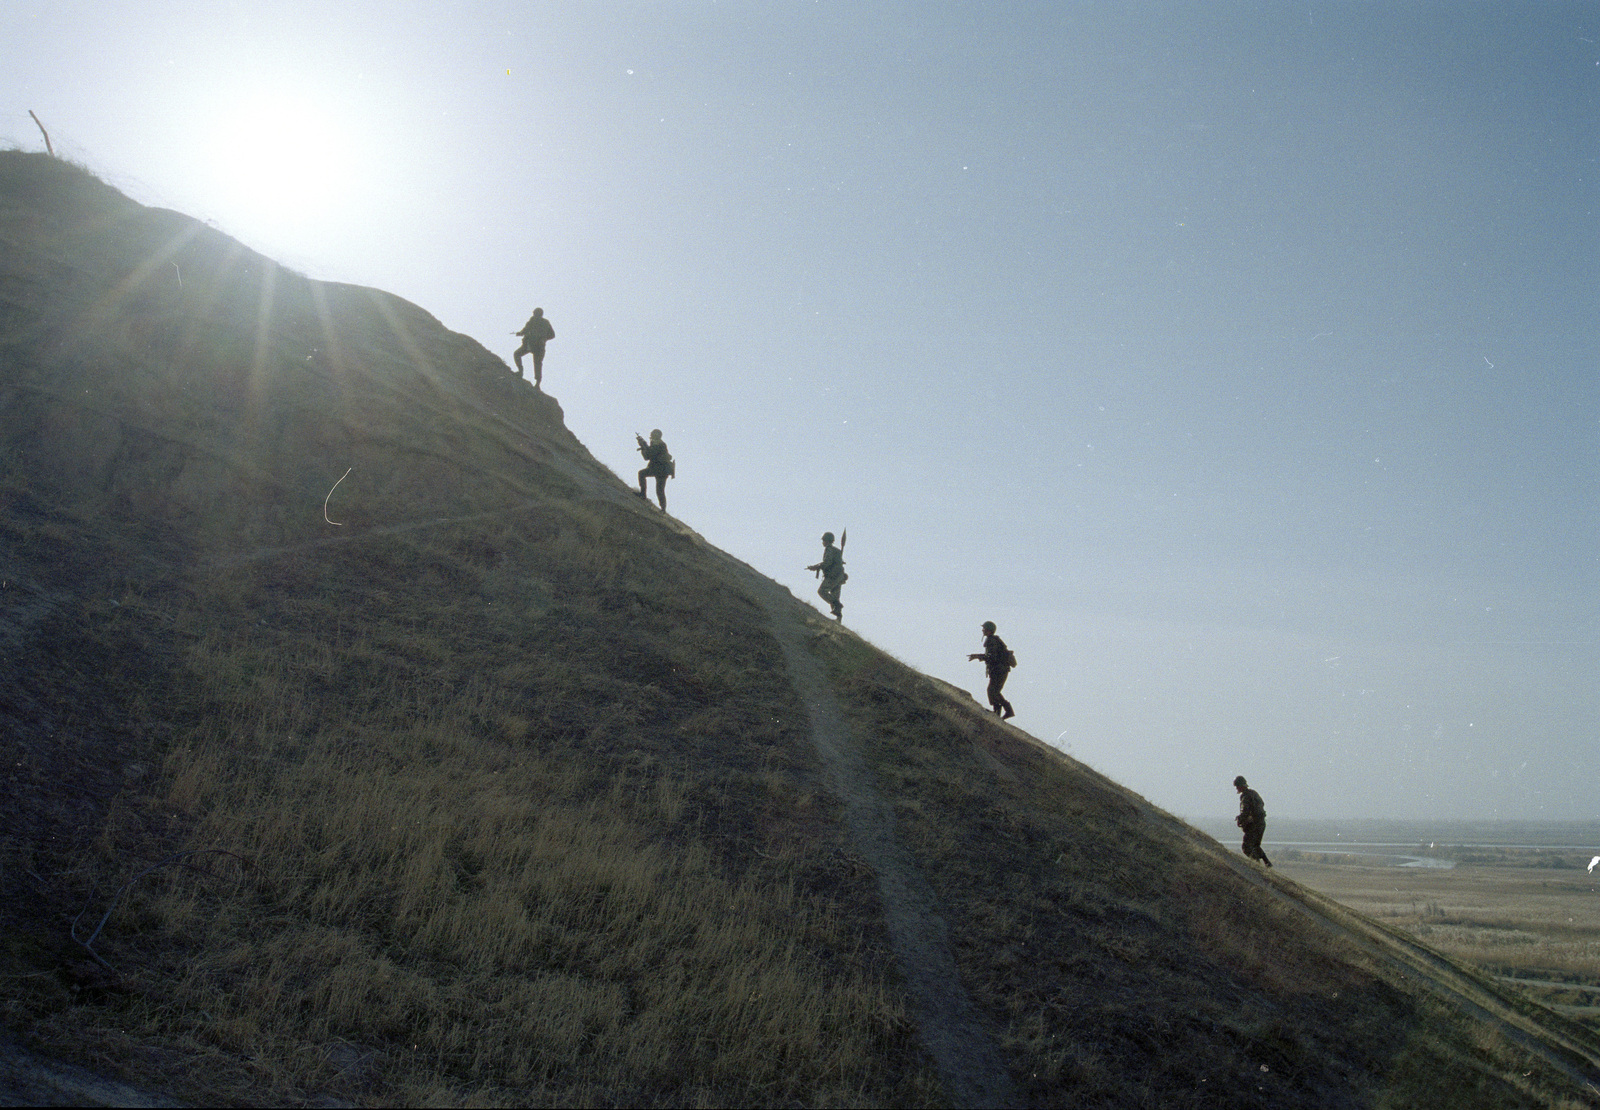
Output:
[
  {"xmin": 172, "ymin": 238, "xmax": 248, "ymax": 382},
  {"xmin": 94, "ymin": 223, "xmax": 204, "ymax": 312},
  {"xmin": 364, "ymin": 288, "xmax": 450, "ymax": 399},
  {"xmin": 308, "ymin": 280, "xmax": 351, "ymax": 395},
  {"xmin": 248, "ymin": 260, "xmax": 280, "ymax": 433},
  {"xmin": 68, "ymin": 224, "xmax": 206, "ymax": 361}
]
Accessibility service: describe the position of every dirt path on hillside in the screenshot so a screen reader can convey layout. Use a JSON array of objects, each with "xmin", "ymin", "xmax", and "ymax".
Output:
[
  {"xmin": 736, "ymin": 577, "xmax": 1016, "ymax": 1109},
  {"xmin": 1220, "ymin": 854, "xmax": 1600, "ymax": 1097}
]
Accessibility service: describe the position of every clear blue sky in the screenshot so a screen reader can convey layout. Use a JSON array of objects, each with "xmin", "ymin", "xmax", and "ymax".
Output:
[{"xmin": 5, "ymin": 1, "xmax": 1596, "ymax": 820}]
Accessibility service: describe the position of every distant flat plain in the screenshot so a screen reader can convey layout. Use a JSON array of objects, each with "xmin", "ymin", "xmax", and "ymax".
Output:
[{"xmin": 1195, "ymin": 819, "xmax": 1600, "ymax": 1030}]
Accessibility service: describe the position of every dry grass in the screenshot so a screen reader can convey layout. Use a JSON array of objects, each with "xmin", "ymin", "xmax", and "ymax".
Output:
[
  {"xmin": 129, "ymin": 745, "xmax": 895, "ymax": 1101},
  {"xmin": 9, "ymin": 505, "xmax": 935, "ymax": 1105}
]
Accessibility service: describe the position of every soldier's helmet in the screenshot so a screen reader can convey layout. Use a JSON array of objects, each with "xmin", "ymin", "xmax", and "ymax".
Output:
[
  {"xmin": 982, "ymin": 621, "xmax": 997, "ymax": 634},
  {"xmin": 1233, "ymin": 775, "xmax": 1248, "ymax": 788},
  {"xmin": 533, "ymin": 307, "xmax": 544, "ymax": 316},
  {"xmin": 821, "ymin": 532, "xmax": 835, "ymax": 544},
  {"xmin": 650, "ymin": 428, "xmax": 662, "ymax": 440}
]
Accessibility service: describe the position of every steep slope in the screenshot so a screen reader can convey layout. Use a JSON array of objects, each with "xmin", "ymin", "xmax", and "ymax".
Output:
[{"xmin": 2, "ymin": 150, "xmax": 1596, "ymax": 1107}]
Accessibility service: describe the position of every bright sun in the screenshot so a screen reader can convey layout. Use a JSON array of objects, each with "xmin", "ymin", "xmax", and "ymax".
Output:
[{"xmin": 209, "ymin": 89, "xmax": 359, "ymax": 232}]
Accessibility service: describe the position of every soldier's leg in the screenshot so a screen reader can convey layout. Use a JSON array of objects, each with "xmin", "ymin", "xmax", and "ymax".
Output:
[
  {"xmin": 654, "ymin": 475, "xmax": 667, "ymax": 510},
  {"xmin": 513, "ymin": 342, "xmax": 528, "ymax": 376},
  {"xmin": 532, "ymin": 341, "xmax": 545, "ymax": 386},
  {"xmin": 1242, "ymin": 824, "xmax": 1269, "ymax": 865},
  {"xmin": 818, "ymin": 581, "xmax": 841, "ymax": 618},
  {"xmin": 637, "ymin": 469, "xmax": 649, "ymax": 497},
  {"xmin": 993, "ymin": 670, "xmax": 1015, "ymax": 718}
]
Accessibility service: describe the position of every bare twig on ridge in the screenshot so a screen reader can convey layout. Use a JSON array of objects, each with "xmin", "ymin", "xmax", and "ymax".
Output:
[{"xmin": 28, "ymin": 110, "xmax": 54, "ymax": 156}]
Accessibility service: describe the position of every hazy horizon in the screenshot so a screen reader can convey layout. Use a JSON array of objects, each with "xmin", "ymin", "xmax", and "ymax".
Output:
[{"xmin": 4, "ymin": 1, "xmax": 1594, "ymax": 822}]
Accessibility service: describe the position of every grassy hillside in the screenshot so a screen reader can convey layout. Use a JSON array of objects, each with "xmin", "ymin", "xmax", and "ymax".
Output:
[{"xmin": 2, "ymin": 149, "xmax": 1597, "ymax": 1106}]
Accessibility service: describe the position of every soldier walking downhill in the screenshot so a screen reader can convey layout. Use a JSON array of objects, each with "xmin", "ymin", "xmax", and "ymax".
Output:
[
  {"xmin": 968, "ymin": 620, "xmax": 1016, "ymax": 718},
  {"xmin": 807, "ymin": 532, "xmax": 847, "ymax": 621},
  {"xmin": 1234, "ymin": 775, "xmax": 1272, "ymax": 867}
]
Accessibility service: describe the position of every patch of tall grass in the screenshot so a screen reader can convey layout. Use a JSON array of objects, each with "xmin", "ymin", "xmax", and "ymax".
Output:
[
  {"xmin": 11, "ymin": 495, "xmax": 934, "ymax": 1105},
  {"xmin": 135, "ymin": 723, "xmax": 910, "ymax": 1102}
]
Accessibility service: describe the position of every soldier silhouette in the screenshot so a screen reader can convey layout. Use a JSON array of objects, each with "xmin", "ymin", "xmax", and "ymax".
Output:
[
  {"xmin": 635, "ymin": 429, "xmax": 674, "ymax": 510},
  {"xmin": 1233, "ymin": 776, "xmax": 1272, "ymax": 867},
  {"xmin": 968, "ymin": 620, "xmax": 1016, "ymax": 718},
  {"xmin": 807, "ymin": 531, "xmax": 847, "ymax": 621},
  {"xmin": 512, "ymin": 307, "xmax": 555, "ymax": 386}
]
